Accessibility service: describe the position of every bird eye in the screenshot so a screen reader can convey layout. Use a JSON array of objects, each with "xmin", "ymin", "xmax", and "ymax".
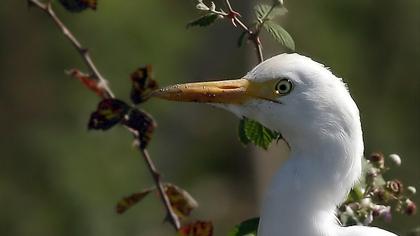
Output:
[{"xmin": 275, "ymin": 79, "xmax": 293, "ymax": 95}]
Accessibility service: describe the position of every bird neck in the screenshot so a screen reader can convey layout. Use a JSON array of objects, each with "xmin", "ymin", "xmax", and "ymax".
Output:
[{"xmin": 258, "ymin": 127, "xmax": 363, "ymax": 236}]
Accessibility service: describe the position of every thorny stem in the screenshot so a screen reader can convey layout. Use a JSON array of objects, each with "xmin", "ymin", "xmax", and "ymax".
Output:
[
  {"xmin": 224, "ymin": 0, "xmax": 264, "ymax": 63},
  {"xmin": 210, "ymin": 0, "xmax": 264, "ymax": 63},
  {"xmin": 27, "ymin": 0, "xmax": 181, "ymax": 231}
]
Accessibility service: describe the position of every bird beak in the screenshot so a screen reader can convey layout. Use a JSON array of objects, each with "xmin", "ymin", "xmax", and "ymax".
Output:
[{"xmin": 152, "ymin": 78, "xmax": 278, "ymax": 104}]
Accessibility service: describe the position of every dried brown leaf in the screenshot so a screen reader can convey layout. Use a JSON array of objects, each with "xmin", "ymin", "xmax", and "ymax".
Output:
[
  {"xmin": 130, "ymin": 65, "xmax": 158, "ymax": 104},
  {"xmin": 165, "ymin": 184, "xmax": 198, "ymax": 218},
  {"xmin": 116, "ymin": 187, "xmax": 155, "ymax": 214}
]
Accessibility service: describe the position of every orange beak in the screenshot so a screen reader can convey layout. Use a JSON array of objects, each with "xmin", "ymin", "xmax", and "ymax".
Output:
[{"xmin": 153, "ymin": 78, "xmax": 279, "ymax": 104}]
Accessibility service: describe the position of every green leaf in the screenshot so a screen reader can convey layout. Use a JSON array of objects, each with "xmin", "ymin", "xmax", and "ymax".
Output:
[
  {"xmin": 238, "ymin": 118, "xmax": 251, "ymax": 145},
  {"xmin": 263, "ymin": 21, "xmax": 295, "ymax": 51},
  {"xmin": 347, "ymin": 185, "xmax": 364, "ymax": 202},
  {"xmin": 238, "ymin": 117, "xmax": 280, "ymax": 150},
  {"xmin": 255, "ymin": 4, "xmax": 287, "ymax": 21},
  {"xmin": 228, "ymin": 217, "xmax": 260, "ymax": 236},
  {"xmin": 187, "ymin": 13, "xmax": 219, "ymax": 28}
]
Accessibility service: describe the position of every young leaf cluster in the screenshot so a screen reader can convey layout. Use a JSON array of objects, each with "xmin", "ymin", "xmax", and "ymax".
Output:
[
  {"xmin": 187, "ymin": 0, "xmax": 220, "ymax": 28},
  {"xmin": 227, "ymin": 153, "xmax": 417, "ymax": 235}
]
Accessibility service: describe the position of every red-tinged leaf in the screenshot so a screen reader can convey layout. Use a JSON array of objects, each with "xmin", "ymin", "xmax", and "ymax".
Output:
[
  {"xmin": 59, "ymin": 0, "xmax": 97, "ymax": 12},
  {"xmin": 67, "ymin": 69, "xmax": 107, "ymax": 97},
  {"xmin": 116, "ymin": 187, "xmax": 155, "ymax": 214},
  {"xmin": 88, "ymin": 99, "xmax": 129, "ymax": 130},
  {"xmin": 122, "ymin": 109, "xmax": 156, "ymax": 149},
  {"xmin": 178, "ymin": 221, "xmax": 213, "ymax": 236},
  {"xmin": 130, "ymin": 65, "xmax": 159, "ymax": 104},
  {"xmin": 178, "ymin": 226, "xmax": 191, "ymax": 236},
  {"xmin": 165, "ymin": 184, "xmax": 198, "ymax": 219}
]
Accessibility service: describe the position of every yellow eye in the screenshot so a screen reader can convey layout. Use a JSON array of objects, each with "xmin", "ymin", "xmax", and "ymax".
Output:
[{"xmin": 275, "ymin": 79, "xmax": 293, "ymax": 95}]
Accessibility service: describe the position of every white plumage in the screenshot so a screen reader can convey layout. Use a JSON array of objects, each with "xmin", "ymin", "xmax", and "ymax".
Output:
[
  {"xmin": 242, "ymin": 54, "xmax": 396, "ymax": 236},
  {"xmin": 155, "ymin": 53, "xmax": 397, "ymax": 236}
]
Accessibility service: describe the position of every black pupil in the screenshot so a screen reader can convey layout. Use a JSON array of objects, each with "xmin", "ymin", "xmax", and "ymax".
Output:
[{"xmin": 279, "ymin": 83, "xmax": 288, "ymax": 91}]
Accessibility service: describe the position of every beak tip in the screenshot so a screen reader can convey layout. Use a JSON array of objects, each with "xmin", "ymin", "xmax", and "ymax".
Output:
[{"xmin": 151, "ymin": 85, "xmax": 182, "ymax": 100}]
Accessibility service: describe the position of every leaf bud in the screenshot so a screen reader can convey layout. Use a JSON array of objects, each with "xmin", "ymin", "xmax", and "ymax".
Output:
[
  {"xmin": 371, "ymin": 188, "xmax": 386, "ymax": 203},
  {"xmin": 273, "ymin": 0, "xmax": 284, "ymax": 6},
  {"xmin": 367, "ymin": 152, "xmax": 385, "ymax": 169},
  {"xmin": 365, "ymin": 168, "xmax": 378, "ymax": 185},
  {"xmin": 388, "ymin": 153, "xmax": 401, "ymax": 166},
  {"xmin": 404, "ymin": 199, "xmax": 417, "ymax": 215},
  {"xmin": 363, "ymin": 211, "xmax": 373, "ymax": 225},
  {"xmin": 196, "ymin": 2, "xmax": 209, "ymax": 11},
  {"xmin": 407, "ymin": 186, "xmax": 417, "ymax": 195},
  {"xmin": 386, "ymin": 180, "xmax": 404, "ymax": 196},
  {"xmin": 373, "ymin": 205, "xmax": 392, "ymax": 222},
  {"xmin": 361, "ymin": 198, "xmax": 372, "ymax": 208}
]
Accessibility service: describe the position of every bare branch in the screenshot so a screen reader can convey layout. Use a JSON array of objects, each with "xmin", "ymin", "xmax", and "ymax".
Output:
[
  {"xmin": 139, "ymin": 149, "xmax": 181, "ymax": 229},
  {"xmin": 28, "ymin": 0, "xmax": 114, "ymax": 98},
  {"xmin": 27, "ymin": 0, "xmax": 181, "ymax": 231}
]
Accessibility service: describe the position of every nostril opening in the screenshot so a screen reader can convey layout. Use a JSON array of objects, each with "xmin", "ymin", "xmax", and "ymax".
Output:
[{"xmin": 219, "ymin": 85, "xmax": 240, "ymax": 89}]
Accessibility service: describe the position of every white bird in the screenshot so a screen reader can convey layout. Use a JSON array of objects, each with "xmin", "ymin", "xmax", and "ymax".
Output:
[{"xmin": 154, "ymin": 53, "xmax": 397, "ymax": 236}]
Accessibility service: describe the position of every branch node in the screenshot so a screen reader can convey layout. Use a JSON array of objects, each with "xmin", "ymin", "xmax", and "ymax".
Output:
[
  {"xmin": 46, "ymin": 0, "xmax": 52, "ymax": 11},
  {"xmin": 221, "ymin": 0, "xmax": 264, "ymax": 63},
  {"xmin": 81, "ymin": 48, "xmax": 89, "ymax": 54}
]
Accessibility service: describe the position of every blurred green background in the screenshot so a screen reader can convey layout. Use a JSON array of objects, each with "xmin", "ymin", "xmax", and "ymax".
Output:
[{"xmin": 1, "ymin": 0, "xmax": 419, "ymax": 235}]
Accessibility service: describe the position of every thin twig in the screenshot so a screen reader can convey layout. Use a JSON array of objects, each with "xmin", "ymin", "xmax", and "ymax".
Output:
[
  {"xmin": 225, "ymin": 0, "xmax": 264, "ymax": 62},
  {"xmin": 207, "ymin": 0, "xmax": 264, "ymax": 62},
  {"xmin": 28, "ymin": 0, "xmax": 114, "ymax": 98},
  {"xmin": 140, "ymin": 149, "xmax": 181, "ymax": 229},
  {"xmin": 27, "ymin": 0, "xmax": 181, "ymax": 231}
]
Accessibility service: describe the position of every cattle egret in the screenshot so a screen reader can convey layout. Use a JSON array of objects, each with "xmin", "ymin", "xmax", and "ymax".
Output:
[{"xmin": 153, "ymin": 54, "xmax": 397, "ymax": 236}]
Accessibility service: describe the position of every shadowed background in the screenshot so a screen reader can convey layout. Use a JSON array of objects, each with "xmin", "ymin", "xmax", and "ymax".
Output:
[{"xmin": 1, "ymin": 0, "xmax": 419, "ymax": 235}]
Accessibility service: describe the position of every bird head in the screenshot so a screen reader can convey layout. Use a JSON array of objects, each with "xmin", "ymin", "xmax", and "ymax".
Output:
[{"xmin": 153, "ymin": 53, "xmax": 361, "ymax": 149}]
